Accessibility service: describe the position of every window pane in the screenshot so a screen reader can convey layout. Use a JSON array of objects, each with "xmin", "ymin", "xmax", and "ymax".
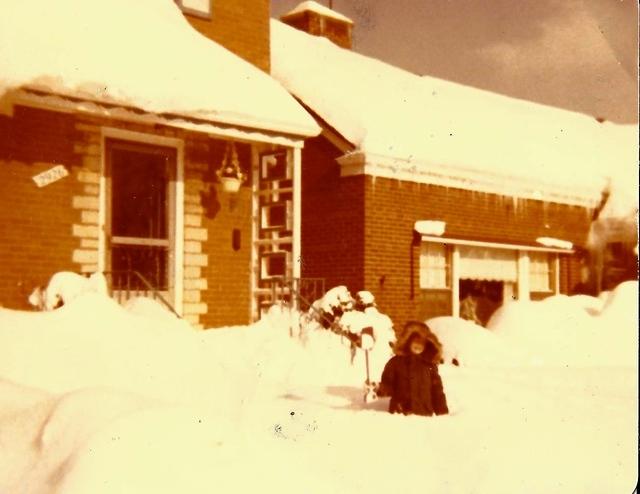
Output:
[
  {"xmin": 111, "ymin": 148, "xmax": 169, "ymax": 239},
  {"xmin": 420, "ymin": 243, "xmax": 449, "ymax": 289},
  {"xmin": 529, "ymin": 252, "xmax": 551, "ymax": 291}
]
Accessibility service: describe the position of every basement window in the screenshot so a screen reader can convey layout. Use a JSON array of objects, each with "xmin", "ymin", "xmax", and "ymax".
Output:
[{"xmin": 175, "ymin": 0, "xmax": 212, "ymax": 19}]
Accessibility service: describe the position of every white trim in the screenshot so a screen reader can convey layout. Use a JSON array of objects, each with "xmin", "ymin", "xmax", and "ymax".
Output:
[
  {"xmin": 250, "ymin": 145, "xmax": 261, "ymax": 321},
  {"xmin": 98, "ymin": 139, "xmax": 107, "ymax": 273},
  {"xmin": 321, "ymin": 126, "xmax": 354, "ymax": 154},
  {"xmin": 292, "ymin": 147, "xmax": 302, "ymax": 280},
  {"xmin": 11, "ymin": 89, "xmax": 311, "ymax": 147},
  {"xmin": 174, "ymin": 143, "xmax": 185, "ymax": 316},
  {"xmin": 420, "ymin": 235, "xmax": 575, "ymax": 254},
  {"xmin": 102, "ymin": 127, "xmax": 184, "ymax": 149},
  {"xmin": 100, "ymin": 127, "xmax": 184, "ymax": 315},
  {"xmin": 111, "ymin": 236, "xmax": 170, "ymax": 247},
  {"xmin": 517, "ymin": 251, "xmax": 530, "ymax": 301},
  {"xmin": 451, "ymin": 245, "xmax": 460, "ymax": 317},
  {"xmin": 554, "ymin": 254, "xmax": 561, "ymax": 294},
  {"xmin": 338, "ymin": 151, "xmax": 602, "ymax": 208}
]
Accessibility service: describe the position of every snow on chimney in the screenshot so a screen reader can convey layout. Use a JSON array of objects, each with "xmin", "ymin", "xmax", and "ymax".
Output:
[{"xmin": 280, "ymin": 1, "xmax": 353, "ymax": 49}]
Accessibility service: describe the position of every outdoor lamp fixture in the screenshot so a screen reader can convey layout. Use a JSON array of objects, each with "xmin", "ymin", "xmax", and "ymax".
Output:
[{"xmin": 216, "ymin": 141, "xmax": 246, "ymax": 194}]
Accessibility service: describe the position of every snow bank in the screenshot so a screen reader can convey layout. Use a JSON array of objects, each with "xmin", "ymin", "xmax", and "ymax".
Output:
[
  {"xmin": 427, "ymin": 316, "xmax": 528, "ymax": 367},
  {"xmin": 123, "ymin": 296, "xmax": 192, "ymax": 330},
  {"xmin": 0, "ymin": 0, "xmax": 318, "ymax": 137},
  {"xmin": 0, "ymin": 284, "xmax": 636, "ymax": 492},
  {"xmin": 427, "ymin": 282, "xmax": 637, "ymax": 368},
  {"xmin": 0, "ymin": 293, "xmax": 256, "ymax": 414},
  {"xmin": 487, "ymin": 282, "xmax": 638, "ymax": 367}
]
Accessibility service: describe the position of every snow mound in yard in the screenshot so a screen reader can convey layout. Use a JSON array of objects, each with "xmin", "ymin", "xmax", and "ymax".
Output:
[
  {"xmin": 600, "ymin": 280, "xmax": 638, "ymax": 324},
  {"xmin": 0, "ymin": 287, "xmax": 637, "ymax": 493},
  {"xmin": 0, "ymin": 380, "xmax": 253, "ymax": 494},
  {"xmin": 487, "ymin": 282, "xmax": 638, "ymax": 367},
  {"xmin": 0, "ymin": 293, "xmax": 258, "ymax": 414},
  {"xmin": 567, "ymin": 294, "xmax": 605, "ymax": 315},
  {"xmin": 123, "ymin": 296, "xmax": 194, "ymax": 331},
  {"xmin": 427, "ymin": 316, "xmax": 528, "ymax": 367}
]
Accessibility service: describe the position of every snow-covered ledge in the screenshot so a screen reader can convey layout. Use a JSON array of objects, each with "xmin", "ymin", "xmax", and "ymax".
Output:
[
  {"xmin": 414, "ymin": 220, "xmax": 446, "ymax": 236},
  {"xmin": 337, "ymin": 151, "xmax": 603, "ymax": 208},
  {"xmin": 536, "ymin": 237, "xmax": 573, "ymax": 250}
]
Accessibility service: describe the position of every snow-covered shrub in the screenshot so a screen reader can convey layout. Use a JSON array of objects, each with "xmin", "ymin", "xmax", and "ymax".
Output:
[
  {"xmin": 306, "ymin": 285, "xmax": 354, "ymax": 328},
  {"xmin": 29, "ymin": 271, "xmax": 108, "ymax": 311}
]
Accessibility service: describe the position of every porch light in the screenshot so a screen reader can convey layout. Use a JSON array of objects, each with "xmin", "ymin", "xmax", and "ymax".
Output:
[{"xmin": 216, "ymin": 141, "xmax": 246, "ymax": 193}]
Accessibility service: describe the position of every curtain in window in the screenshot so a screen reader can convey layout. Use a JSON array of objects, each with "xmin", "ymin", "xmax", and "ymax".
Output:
[
  {"xmin": 529, "ymin": 252, "xmax": 552, "ymax": 292},
  {"xmin": 419, "ymin": 243, "xmax": 449, "ymax": 289}
]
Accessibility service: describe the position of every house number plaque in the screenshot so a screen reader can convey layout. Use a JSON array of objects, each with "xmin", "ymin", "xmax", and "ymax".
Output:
[{"xmin": 32, "ymin": 164, "xmax": 69, "ymax": 188}]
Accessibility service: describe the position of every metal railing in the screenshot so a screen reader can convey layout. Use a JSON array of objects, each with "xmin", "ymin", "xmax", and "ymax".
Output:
[
  {"xmin": 102, "ymin": 270, "xmax": 181, "ymax": 318},
  {"xmin": 268, "ymin": 277, "xmax": 325, "ymax": 312}
]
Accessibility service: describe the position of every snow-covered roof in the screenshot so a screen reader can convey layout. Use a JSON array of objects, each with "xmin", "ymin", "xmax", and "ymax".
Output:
[
  {"xmin": 271, "ymin": 20, "xmax": 638, "ymax": 209},
  {"xmin": 282, "ymin": 1, "xmax": 354, "ymax": 24},
  {"xmin": 0, "ymin": 0, "xmax": 320, "ymax": 138}
]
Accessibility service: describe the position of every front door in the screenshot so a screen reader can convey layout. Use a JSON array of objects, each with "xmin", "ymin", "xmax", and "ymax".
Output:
[{"xmin": 105, "ymin": 138, "xmax": 177, "ymax": 303}]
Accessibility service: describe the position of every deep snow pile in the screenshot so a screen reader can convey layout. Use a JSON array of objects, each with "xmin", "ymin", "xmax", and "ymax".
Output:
[
  {"xmin": 0, "ymin": 0, "xmax": 318, "ymax": 136},
  {"xmin": 487, "ymin": 281, "xmax": 638, "ymax": 367},
  {"xmin": 428, "ymin": 282, "xmax": 638, "ymax": 368},
  {"xmin": 0, "ymin": 284, "xmax": 637, "ymax": 493}
]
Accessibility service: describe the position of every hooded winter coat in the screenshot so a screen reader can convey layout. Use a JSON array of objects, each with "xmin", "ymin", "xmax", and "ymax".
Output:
[{"xmin": 377, "ymin": 322, "xmax": 448, "ymax": 416}]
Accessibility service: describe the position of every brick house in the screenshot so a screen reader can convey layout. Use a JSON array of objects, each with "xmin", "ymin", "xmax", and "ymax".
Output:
[
  {"xmin": 0, "ymin": 0, "xmax": 319, "ymax": 327},
  {"xmin": 272, "ymin": 2, "xmax": 637, "ymax": 327}
]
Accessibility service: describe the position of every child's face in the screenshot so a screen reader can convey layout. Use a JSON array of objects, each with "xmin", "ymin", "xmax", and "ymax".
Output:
[{"xmin": 409, "ymin": 339, "xmax": 425, "ymax": 355}]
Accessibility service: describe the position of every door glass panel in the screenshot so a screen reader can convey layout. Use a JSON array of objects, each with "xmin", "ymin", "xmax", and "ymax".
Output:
[
  {"xmin": 111, "ymin": 148, "xmax": 169, "ymax": 239},
  {"xmin": 107, "ymin": 140, "xmax": 175, "ymax": 292}
]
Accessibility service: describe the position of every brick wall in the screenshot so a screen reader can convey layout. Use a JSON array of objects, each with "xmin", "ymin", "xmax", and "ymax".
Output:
[
  {"xmin": 0, "ymin": 105, "xmax": 253, "ymax": 327},
  {"xmin": 363, "ymin": 177, "xmax": 592, "ymax": 327},
  {"xmin": 185, "ymin": 139, "xmax": 253, "ymax": 327},
  {"xmin": 300, "ymin": 134, "xmax": 593, "ymax": 329},
  {"xmin": 300, "ymin": 136, "xmax": 365, "ymax": 293},
  {"xmin": 559, "ymin": 254, "xmax": 584, "ymax": 294},
  {"xmin": 0, "ymin": 107, "xmax": 82, "ymax": 309},
  {"xmin": 182, "ymin": 0, "xmax": 270, "ymax": 72}
]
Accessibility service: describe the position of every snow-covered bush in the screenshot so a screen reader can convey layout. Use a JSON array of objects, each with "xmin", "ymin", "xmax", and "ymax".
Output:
[{"xmin": 28, "ymin": 271, "xmax": 108, "ymax": 311}]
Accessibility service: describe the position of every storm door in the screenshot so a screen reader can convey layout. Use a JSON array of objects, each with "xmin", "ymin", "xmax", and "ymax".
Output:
[{"xmin": 105, "ymin": 139, "xmax": 177, "ymax": 302}]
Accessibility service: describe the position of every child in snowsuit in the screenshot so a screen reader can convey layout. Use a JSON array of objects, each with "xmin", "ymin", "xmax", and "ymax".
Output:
[{"xmin": 376, "ymin": 321, "xmax": 448, "ymax": 416}]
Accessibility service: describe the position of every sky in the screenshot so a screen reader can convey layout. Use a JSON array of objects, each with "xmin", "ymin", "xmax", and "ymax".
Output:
[{"xmin": 271, "ymin": 0, "xmax": 638, "ymax": 123}]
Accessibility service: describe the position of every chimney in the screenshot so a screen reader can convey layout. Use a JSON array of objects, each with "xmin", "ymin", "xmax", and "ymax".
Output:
[{"xmin": 280, "ymin": 1, "xmax": 353, "ymax": 49}]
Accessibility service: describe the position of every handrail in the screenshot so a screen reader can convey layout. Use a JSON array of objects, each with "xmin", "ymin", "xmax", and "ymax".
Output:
[{"xmin": 102, "ymin": 270, "xmax": 181, "ymax": 318}]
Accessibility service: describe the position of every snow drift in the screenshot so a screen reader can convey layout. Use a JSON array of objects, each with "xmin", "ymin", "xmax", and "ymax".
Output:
[{"xmin": 0, "ymin": 283, "xmax": 637, "ymax": 493}]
